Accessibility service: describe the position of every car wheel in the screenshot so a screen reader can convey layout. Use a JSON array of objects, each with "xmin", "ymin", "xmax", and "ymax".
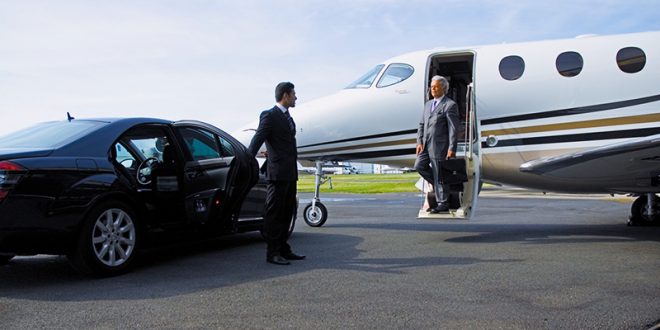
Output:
[
  {"xmin": 0, "ymin": 253, "xmax": 15, "ymax": 265},
  {"xmin": 69, "ymin": 200, "xmax": 140, "ymax": 276}
]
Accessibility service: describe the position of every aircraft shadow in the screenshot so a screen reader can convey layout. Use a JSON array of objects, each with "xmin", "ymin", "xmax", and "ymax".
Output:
[{"xmin": 327, "ymin": 222, "xmax": 660, "ymax": 244}]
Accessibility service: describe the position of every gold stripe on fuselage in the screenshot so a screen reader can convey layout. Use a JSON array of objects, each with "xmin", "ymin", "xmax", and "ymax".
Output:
[
  {"xmin": 298, "ymin": 138, "xmax": 417, "ymax": 156},
  {"xmin": 297, "ymin": 113, "xmax": 660, "ymax": 157},
  {"xmin": 482, "ymin": 113, "xmax": 660, "ymax": 137}
]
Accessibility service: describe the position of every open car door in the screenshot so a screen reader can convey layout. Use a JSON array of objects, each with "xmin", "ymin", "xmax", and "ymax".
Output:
[
  {"xmin": 418, "ymin": 82, "xmax": 481, "ymax": 219},
  {"xmin": 174, "ymin": 125, "xmax": 247, "ymax": 228}
]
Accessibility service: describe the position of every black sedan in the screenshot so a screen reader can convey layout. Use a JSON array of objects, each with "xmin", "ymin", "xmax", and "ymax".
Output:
[{"xmin": 0, "ymin": 117, "xmax": 293, "ymax": 276}]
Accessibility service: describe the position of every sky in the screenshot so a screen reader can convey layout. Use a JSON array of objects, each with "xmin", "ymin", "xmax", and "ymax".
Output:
[{"xmin": 1, "ymin": 0, "xmax": 659, "ymax": 137}]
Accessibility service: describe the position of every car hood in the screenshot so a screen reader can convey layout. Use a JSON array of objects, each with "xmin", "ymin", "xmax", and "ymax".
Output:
[{"xmin": 0, "ymin": 148, "xmax": 54, "ymax": 160}]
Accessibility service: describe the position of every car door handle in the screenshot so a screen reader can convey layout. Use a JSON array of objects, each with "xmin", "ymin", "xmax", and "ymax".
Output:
[{"xmin": 186, "ymin": 167, "xmax": 204, "ymax": 179}]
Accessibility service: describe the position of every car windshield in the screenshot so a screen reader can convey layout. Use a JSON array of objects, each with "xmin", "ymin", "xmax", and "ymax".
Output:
[
  {"xmin": 0, "ymin": 120, "xmax": 104, "ymax": 149},
  {"xmin": 345, "ymin": 64, "xmax": 385, "ymax": 89}
]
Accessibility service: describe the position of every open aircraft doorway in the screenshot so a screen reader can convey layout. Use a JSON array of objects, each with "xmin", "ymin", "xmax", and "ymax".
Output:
[{"xmin": 417, "ymin": 52, "xmax": 482, "ymax": 220}]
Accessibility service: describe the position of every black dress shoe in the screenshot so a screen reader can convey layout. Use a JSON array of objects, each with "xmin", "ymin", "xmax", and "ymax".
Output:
[
  {"xmin": 430, "ymin": 204, "xmax": 449, "ymax": 213},
  {"xmin": 267, "ymin": 255, "xmax": 290, "ymax": 265},
  {"xmin": 282, "ymin": 252, "xmax": 306, "ymax": 260}
]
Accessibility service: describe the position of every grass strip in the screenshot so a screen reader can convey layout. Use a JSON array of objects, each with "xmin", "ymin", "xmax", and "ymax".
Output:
[{"xmin": 296, "ymin": 172, "xmax": 420, "ymax": 194}]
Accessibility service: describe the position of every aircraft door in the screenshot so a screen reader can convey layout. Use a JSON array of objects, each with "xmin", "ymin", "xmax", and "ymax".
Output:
[{"xmin": 420, "ymin": 52, "xmax": 480, "ymax": 219}]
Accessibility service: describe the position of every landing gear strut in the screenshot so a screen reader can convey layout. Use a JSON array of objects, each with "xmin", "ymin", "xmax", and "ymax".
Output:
[
  {"xmin": 303, "ymin": 161, "xmax": 329, "ymax": 227},
  {"xmin": 628, "ymin": 193, "xmax": 659, "ymax": 226}
]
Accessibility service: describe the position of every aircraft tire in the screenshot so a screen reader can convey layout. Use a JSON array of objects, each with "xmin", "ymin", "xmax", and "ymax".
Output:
[
  {"xmin": 628, "ymin": 194, "xmax": 659, "ymax": 226},
  {"xmin": 303, "ymin": 202, "xmax": 328, "ymax": 227}
]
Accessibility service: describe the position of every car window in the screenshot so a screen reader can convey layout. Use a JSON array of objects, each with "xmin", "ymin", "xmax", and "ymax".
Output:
[
  {"xmin": 219, "ymin": 136, "xmax": 235, "ymax": 157},
  {"xmin": 179, "ymin": 127, "xmax": 221, "ymax": 161},
  {"xmin": 0, "ymin": 120, "xmax": 104, "ymax": 149},
  {"xmin": 114, "ymin": 142, "xmax": 137, "ymax": 169},
  {"xmin": 116, "ymin": 126, "xmax": 173, "ymax": 163},
  {"xmin": 345, "ymin": 64, "xmax": 385, "ymax": 89},
  {"xmin": 376, "ymin": 63, "xmax": 414, "ymax": 88}
]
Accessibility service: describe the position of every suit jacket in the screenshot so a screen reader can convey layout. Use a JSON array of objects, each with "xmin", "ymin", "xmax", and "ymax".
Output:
[
  {"xmin": 416, "ymin": 96, "xmax": 460, "ymax": 160},
  {"xmin": 248, "ymin": 106, "xmax": 298, "ymax": 181}
]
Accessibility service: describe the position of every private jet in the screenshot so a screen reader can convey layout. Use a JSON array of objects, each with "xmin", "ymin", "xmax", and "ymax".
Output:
[{"xmin": 235, "ymin": 30, "xmax": 659, "ymax": 227}]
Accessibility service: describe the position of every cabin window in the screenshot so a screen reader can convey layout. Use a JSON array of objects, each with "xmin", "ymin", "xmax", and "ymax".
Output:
[
  {"xmin": 556, "ymin": 51, "xmax": 583, "ymax": 77},
  {"xmin": 345, "ymin": 64, "xmax": 385, "ymax": 89},
  {"xmin": 617, "ymin": 47, "xmax": 646, "ymax": 73},
  {"xmin": 376, "ymin": 63, "xmax": 414, "ymax": 88},
  {"xmin": 499, "ymin": 56, "xmax": 524, "ymax": 81}
]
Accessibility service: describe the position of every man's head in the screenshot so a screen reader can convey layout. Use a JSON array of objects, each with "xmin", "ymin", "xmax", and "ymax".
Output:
[
  {"xmin": 275, "ymin": 82, "xmax": 297, "ymax": 109},
  {"xmin": 430, "ymin": 75, "xmax": 449, "ymax": 99}
]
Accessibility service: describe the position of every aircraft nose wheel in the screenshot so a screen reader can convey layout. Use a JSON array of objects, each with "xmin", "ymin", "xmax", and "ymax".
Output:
[{"xmin": 303, "ymin": 202, "xmax": 328, "ymax": 227}]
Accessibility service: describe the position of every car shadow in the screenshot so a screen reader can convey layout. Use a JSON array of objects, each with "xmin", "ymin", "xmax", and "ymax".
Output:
[{"xmin": 0, "ymin": 231, "xmax": 518, "ymax": 302}]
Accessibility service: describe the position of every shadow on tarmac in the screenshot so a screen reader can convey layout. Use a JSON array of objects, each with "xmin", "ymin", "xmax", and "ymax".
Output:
[
  {"xmin": 327, "ymin": 222, "xmax": 660, "ymax": 244},
  {"xmin": 0, "ymin": 231, "xmax": 518, "ymax": 302}
]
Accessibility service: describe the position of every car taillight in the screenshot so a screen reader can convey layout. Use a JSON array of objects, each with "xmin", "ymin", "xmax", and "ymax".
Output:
[{"xmin": 0, "ymin": 161, "xmax": 26, "ymax": 201}]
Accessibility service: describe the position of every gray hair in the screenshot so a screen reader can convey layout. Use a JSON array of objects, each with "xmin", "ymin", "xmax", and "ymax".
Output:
[{"xmin": 431, "ymin": 75, "xmax": 449, "ymax": 94}]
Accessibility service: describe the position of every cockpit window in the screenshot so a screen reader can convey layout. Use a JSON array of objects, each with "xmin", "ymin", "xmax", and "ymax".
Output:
[
  {"xmin": 376, "ymin": 63, "xmax": 414, "ymax": 88},
  {"xmin": 345, "ymin": 64, "xmax": 385, "ymax": 89}
]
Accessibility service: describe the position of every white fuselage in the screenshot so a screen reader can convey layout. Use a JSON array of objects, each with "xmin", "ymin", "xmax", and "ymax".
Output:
[{"xmin": 236, "ymin": 31, "xmax": 660, "ymax": 194}]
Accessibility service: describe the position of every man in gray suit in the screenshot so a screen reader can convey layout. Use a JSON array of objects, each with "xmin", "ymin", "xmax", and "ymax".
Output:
[{"xmin": 414, "ymin": 75, "xmax": 460, "ymax": 213}]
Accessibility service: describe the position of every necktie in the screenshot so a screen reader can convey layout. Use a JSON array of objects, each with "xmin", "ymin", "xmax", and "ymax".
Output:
[
  {"xmin": 431, "ymin": 100, "xmax": 438, "ymax": 112},
  {"xmin": 284, "ymin": 110, "xmax": 295, "ymax": 132}
]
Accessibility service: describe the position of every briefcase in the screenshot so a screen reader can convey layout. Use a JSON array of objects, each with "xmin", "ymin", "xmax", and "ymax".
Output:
[{"xmin": 438, "ymin": 158, "xmax": 468, "ymax": 185}]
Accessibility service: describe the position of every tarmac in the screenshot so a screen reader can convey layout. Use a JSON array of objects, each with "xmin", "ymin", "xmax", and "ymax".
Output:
[{"xmin": 0, "ymin": 187, "xmax": 659, "ymax": 329}]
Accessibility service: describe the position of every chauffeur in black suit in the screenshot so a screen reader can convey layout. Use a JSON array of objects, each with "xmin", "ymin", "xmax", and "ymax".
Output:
[
  {"xmin": 248, "ymin": 82, "xmax": 305, "ymax": 265},
  {"xmin": 414, "ymin": 75, "xmax": 460, "ymax": 213}
]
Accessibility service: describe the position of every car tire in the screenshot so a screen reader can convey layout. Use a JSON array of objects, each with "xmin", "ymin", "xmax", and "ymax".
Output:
[{"xmin": 68, "ymin": 200, "xmax": 141, "ymax": 276}]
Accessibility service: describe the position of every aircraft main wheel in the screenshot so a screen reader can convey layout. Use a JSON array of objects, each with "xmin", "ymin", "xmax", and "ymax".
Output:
[
  {"xmin": 628, "ymin": 195, "xmax": 659, "ymax": 226},
  {"xmin": 69, "ymin": 200, "xmax": 140, "ymax": 276},
  {"xmin": 0, "ymin": 253, "xmax": 15, "ymax": 265},
  {"xmin": 303, "ymin": 202, "xmax": 328, "ymax": 227}
]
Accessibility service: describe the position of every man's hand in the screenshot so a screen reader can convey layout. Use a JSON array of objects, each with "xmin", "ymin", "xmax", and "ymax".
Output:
[
  {"xmin": 415, "ymin": 144, "xmax": 424, "ymax": 156},
  {"xmin": 260, "ymin": 150, "xmax": 268, "ymax": 157},
  {"xmin": 446, "ymin": 150, "xmax": 455, "ymax": 159}
]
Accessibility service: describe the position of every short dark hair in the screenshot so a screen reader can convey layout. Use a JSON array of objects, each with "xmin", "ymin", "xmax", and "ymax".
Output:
[{"xmin": 275, "ymin": 82, "xmax": 295, "ymax": 102}]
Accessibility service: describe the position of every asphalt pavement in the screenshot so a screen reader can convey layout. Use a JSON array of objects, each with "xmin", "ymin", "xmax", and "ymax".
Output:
[{"xmin": 0, "ymin": 188, "xmax": 659, "ymax": 329}]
